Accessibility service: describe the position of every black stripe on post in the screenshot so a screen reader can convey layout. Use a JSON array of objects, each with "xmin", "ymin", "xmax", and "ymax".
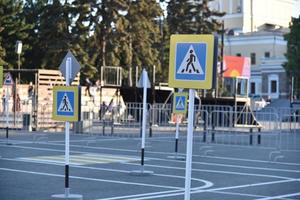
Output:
[
  {"xmin": 65, "ymin": 165, "xmax": 69, "ymax": 188},
  {"xmin": 175, "ymin": 138, "xmax": 179, "ymax": 153},
  {"xmin": 141, "ymin": 148, "xmax": 145, "ymax": 166},
  {"xmin": 6, "ymin": 127, "xmax": 8, "ymax": 139}
]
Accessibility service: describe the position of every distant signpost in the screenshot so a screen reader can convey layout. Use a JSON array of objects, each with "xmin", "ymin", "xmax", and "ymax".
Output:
[
  {"xmin": 3, "ymin": 72, "xmax": 14, "ymax": 86},
  {"xmin": 173, "ymin": 92, "xmax": 188, "ymax": 114},
  {"xmin": 52, "ymin": 50, "xmax": 82, "ymax": 200}
]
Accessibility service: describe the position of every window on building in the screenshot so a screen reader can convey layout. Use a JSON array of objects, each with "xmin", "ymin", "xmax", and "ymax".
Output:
[
  {"xmin": 250, "ymin": 82, "xmax": 255, "ymax": 94},
  {"xmin": 237, "ymin": 82, "xmax": 241, "ymax": 95},
  {"xmin": 264, "ymin": 52, "xmax": 270, "ymax": 58},
  {"xmin": 271, "ymin": 80, "xmax": 277, "ymax": 93},
  {"xmin": 236, "ymin": 53, "xmax": 241, "ymax": 57},
  {"xmin": 250, "ymin": 53, "xmax": 256, "ymax": 65},
  {"xmin": 236, "ymin": 0, "xmax": 242, "ymax": 13}
]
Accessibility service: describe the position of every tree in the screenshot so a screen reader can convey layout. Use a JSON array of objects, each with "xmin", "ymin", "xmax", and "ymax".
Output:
[
  {"xmin": 37, "ymin": 0, "xmax": 72, "ymax": 69},
  {"xmin": 0, "ymin": 0, "xmax": 32, "ymax": 69},
  {"xmin": 167, "ymin": 0, "xmax": 225, "ymax": 35},
  {"xmin": 0, "ymin": 31, "xmax": 7, "ymax": 66},
  {"xmin": 22, "ymin": 0, "xmax": 48, "ymax": 70},
  {"xmin": 71, "ymin": 0, "xmax": 96, "ymax": 81},
  {"xmin": 123, "ymin": 0, "xmax": 163, "ymax": 86},
  {"xmin": 166, "ymin": 0, "xmax": 225, "ymax": 91},
  {"xmin": 284, "ymin": 16, "xmax": 300, "ymax": 97},
  {"xmin": 89, "ymin": 0, "xmax": 128, "ymax": 81}
]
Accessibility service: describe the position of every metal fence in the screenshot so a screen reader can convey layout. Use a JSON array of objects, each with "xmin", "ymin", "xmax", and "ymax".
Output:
[{"xmin": 2, "ymin": 101, "xmax": 299, "ymax": 151}]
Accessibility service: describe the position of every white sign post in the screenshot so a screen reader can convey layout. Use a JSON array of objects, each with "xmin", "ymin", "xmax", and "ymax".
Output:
[
  {"xmin": 184, "ymin": 89, "xmax": 195, "ymax": 200},
  {"xmin": 168, "ymin": 34, "xmax": 216, "ymax": 200},
  {"xmin": 130, "ymin": 69, "xmax": 153, "ymax": 176},
  {"xmin": 168, "ymin": 89, "xmax": 187, "ymax": 160},
  {"xmin": 5, "ymin": 89, "xmax": 11, "ymax": 145},
  {"xmin": 141, "ymin": 69, "xmax": 147, "ymax": 172},
  {"xmin": 65, "ymin": 58, "xmax": 71, "ymax": 197},
  {"xmin": 52, "ymin": 53, "xmax": 82, "ymax": 200},
  {"xmin": 166, "ymin": 115, "xmax": 183, "ymax": 160}
]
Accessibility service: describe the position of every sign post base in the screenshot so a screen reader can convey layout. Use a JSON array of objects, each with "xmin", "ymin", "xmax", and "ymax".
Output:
[
  {"xmin": 130, "ymin": 170, "xmax": 154, "ymax": 176},
  {"xmin": 130, "ymin": 166, "xmax": 154, "ymax": 176},
  {"xmin": 52, "ymin": 194, "xmax": 83, "ymax": 200},
  {"xmin": 167, "ymin": 154, "xmax": 185, "ymax": 160}
]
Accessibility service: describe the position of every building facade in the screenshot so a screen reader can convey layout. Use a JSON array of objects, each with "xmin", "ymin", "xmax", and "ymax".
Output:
[{"xmin": 209, "ymin": 0, "xmax": 299, "ymax": 99}]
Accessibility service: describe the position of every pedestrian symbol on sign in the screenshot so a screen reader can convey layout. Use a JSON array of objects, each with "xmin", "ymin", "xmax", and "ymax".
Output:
[
  {"xmin": 177, "ymin": 45, "xmax": 203, "ymax": 75},
  {"xmin": 56, "ymin": 91, "xmax": 75, "ymax": 117},
  {"xmin": 175, "ymin": 97, "xmax": 185, "ymax": 110},
  {"xmin": 52, "ymin": 86, "xmax": 80, "ymax": 122},
  {"xmin": 58, "ymin": 93, "xmax": 73, "ymax": 112},
  {"xmin": 173, "ymin": 92, "xmax": 188, "ymax": 114},
  {"xmin": 175, "ymin": 42, "xmax": 207, "ymax": 82}
]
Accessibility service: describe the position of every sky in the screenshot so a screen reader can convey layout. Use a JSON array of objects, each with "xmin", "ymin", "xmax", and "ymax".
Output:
[{"xmin": 294, "ymin": 0, "xmax": 300, "ymax": 17}]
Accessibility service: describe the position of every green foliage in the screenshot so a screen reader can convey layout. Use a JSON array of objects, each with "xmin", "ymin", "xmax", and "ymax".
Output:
[
  {"xmin": 123, "ymin": 0, "xmax": 163, "ymax": 85},
  {"xmin": 71, "ymin": 0, "xmax": 96, "ymax": 81},
  {"xmin": 283, "ymin": 16, "xmax": 300, "ymax": 96},
  {"xmin": 0, "ymin": 38, "xmax": 7, "ymax": 66},
  {"xmin": 167, "ymin": 0, "xmax": 225, "ymax": 34},
  {"xmin": 89, "ymin": 0, "xmax": 128, "ymax": 76},
  {"xmin": 38, "ymin": 0, "xmax": 72, "ymax": 69},
  {"xmin": 0, "ymin": 0, "xmax": 31, "ymax": 69},
  {"xmin": 165, "ymin": 0, "xmax": 225, "ymax": 84},
  {"xmin": 22, "ymin": 0, "xmax": 47, "ymax": 70},
  {"xmin": 0, "ymin": 0, "xmax": 226, "ymax": 86}
]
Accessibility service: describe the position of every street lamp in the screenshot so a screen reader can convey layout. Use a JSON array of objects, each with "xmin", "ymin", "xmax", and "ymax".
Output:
[{"xmin": 15, "ymin": 40, "xmax": 22, "ymax": 83}]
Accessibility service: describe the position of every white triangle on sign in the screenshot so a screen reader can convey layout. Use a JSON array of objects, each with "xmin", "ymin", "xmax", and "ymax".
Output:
[
  {"xmin": 176, "ymin": 97, "xmax": 185, "ymax": 110},
  {"xmin": 58, "ymin": 93, "xmax": 73, "ymax": 112},
  {"xmin": 177, "ymin": 45, "xmax": 204, "ymax": 75}
]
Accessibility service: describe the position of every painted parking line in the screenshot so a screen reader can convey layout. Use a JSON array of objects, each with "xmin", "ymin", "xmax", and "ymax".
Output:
[
  {"xmin": 255, "ymin": 192, "xmax": 300, "ymax": 200},
  {"xmin": 2, "ymin": 165, "xmax": 296, "ymax": 200},
  {"xmin": 2, "ymin": 141, "xmax": 299, "ymax": 200},
  {"xmin": 18, "ymin": 153, "xmax": 141, "ymax": 165},
  {"xmin": 34, "ymin": 141, "xmax": 300, "ymax": 166},
  {"xmin": 0, "ymin": 167, "xmax": 182, "ymax": 190},
  {"xmin": 95, "ymin": 189, "xmax": 268, "ymax": 200},
  {"xmin": 98, "ymin": 179, "xmax": 300, "ymax": 200},
  {"xmin": 1, "ymin": 156, "xmax": 214, "ymax": 194},
  {"xmin": 2, "ymin": 144, "xmax": 298, "ymax": 180},
  {"xmin": 95, "ymin": 190, "xmax": 184, "ymax": 200},
  {"xmin": 50, "ymin": 138, "xmax": 129, "ymax": 143}
]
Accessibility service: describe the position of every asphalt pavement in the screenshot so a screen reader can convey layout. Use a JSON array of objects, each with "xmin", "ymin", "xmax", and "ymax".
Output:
[{"xmin": 0, "ymin": 130, "xmax": 300, "ymax": 200}]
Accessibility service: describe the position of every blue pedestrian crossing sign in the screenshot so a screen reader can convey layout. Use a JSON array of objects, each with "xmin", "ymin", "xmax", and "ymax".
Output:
[
  {"xmin": 57, "ymin": 92, "xmax": 74, "ymax": 113},
  {"xmin": 168, "ymin": 34, "xmax": 216, "ymax": 89},
  {"xmin": 173, "ymin": 92, "xmax": 188, "ymax": 114},
  {"xmin": 3, "ymin": 72, "xmax": 14, "ymax": 85},
  {"xmin": 52, "ymin": 86, "xmax": 81, "ymax": 122}
]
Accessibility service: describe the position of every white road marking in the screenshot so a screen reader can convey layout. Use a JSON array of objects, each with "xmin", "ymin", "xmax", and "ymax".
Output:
[
  {"xmin": 0, "ymin": 167, "xmax": 182, "ymax": 190},
  {"xmin": 1, "ymin": 138, "xmax": 300, "ymax": 200},
  {"xmin": 1, "ymin": 166, "xmax": 297, "ymax": 200},
  {"xmin": 1, "ymin": 144, "xmax": 299, "ymax": 180},
  {"xmin": 4, "ymin": 142, "xmax": 300, "ymax": 173},
  {"xmin": 19, "ymin": 153, "xmax": 140, "ymax": 165},
  {"xmin": 98, "ymin": 179, "xmax": 300, "ymax": 200},
  {"xmin": 255, "ymin": 192, "xmax": 300, "ymax": 200},
  {"xmin": 126, "ymin": 162, "xmax": 295, "ymax": 180},
  {"xmin": 41, "ymin": 141, "xmax": 300, "ymax": 166},
  {"xmin": 0, "ymin": 157, "xmax": 213, "ymax": 190}
]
